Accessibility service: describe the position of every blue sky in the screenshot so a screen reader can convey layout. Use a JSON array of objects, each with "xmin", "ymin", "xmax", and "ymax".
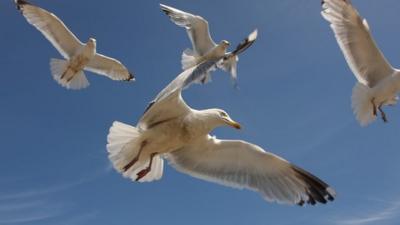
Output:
[{"xmin": 1, "ymin": 0, "xmax": 400, "ymax": 224}]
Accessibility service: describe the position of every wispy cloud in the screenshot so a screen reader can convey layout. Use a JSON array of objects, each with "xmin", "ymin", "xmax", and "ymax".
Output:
[
  {"xmin": 0, "ymin": 200, "xmax": 45, "ymax": 211},
  {"xmin": 0, "ymin": 163, "xmax": 107, "ymax": 224},
  {"xmin": 0, "ymin": 201, "xmax": 66, "ymax": 224},
  {"xmin": 335, "ymin": 199, "xmax": 400, "ymax": 225},
  {"xmin": 0, "ymin": 163, "xmax": 111, "ymax": 201},
  {"xmin": 0, "ymin": 212, "xmax": 59, "ymax": 224}
]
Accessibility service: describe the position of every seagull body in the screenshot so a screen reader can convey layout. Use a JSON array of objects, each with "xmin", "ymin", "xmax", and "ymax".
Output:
[
  {"xmin": 16, "ymin": 0, "xmax": 134, "ymax": 90},
  {"xmin": 107, "ymin": 64, "xmax": 335, "ymax": 205},
  {"xmin": 160, "ymin": 4, "xmax": 257, "ymax": 85},
  {"xmin": 322, "ymin": 0, "xmax": 400, "ymax": 126}
]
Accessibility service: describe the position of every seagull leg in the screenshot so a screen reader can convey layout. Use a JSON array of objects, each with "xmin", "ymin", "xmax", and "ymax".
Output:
[
  {"xmin": 60, "ymin": 69, "xmax": 68, "ymax": 80},
  {"xmin": 378, "ymin": 104, "xmax": 388, "ymax": 123},
  {"xmin": 135, "ymin": 152, "xmax": 158, "ymax": 181},
  {"xmin": 123, "ymin": 140, "xmax": 147, "ymax": 172},
  {"xmin": 371, "ymin": 98, "xmax": 377, "ymax": 117}
]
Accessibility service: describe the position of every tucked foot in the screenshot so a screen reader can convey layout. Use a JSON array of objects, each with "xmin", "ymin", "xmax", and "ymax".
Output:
[
  {"xmin": 122, "ymin": 140, "xmax": 147, "ymax": 172},
  {"xmin": 134, "ymin": 152, "xmax": 157, "ymax": 181},
  {"xmin": 371, "ymin": 99, "xmax": 377, "ymax": 117},
  {"xmin": 378, "ymin": 105, "xmax": 388, "ymax": 123},
  {"xmin": 135, "ymin": 167, "xmax": 151, "ymax": 181},
  {"xmin": 123, "ymin": 156, "xmax": 139, "ymax": 172}
]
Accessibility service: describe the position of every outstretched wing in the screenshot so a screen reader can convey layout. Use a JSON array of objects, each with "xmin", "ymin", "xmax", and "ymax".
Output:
[
  {"xmin": 137, "ymin": 67, "xmax": 199, "ymax": 130},
  {"xmin": 160, "ymin": 4, "xmax": 216, "ymax": 55},
  {"xmin": 85, "ymin": 53, "xmax": 134, "ymax": 81},
  {"xmin": 16, "ymin": 0, "xmax": 83, "ymax": 59},
  {"xmin": 167, "ymin": 135, "xmax": 336, "ymax": 206},
  {"xmin": 321, "ymin": 0, "xmax": 395, "ymax": 87}
]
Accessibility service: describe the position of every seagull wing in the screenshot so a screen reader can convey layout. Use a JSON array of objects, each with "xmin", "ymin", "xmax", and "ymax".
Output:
[
  {"xmin": 85, "ymin": 53, "xmax": 134, "ymax": 81},
  {"xmin": 137, "ymin": 67, "xmax": 199, "ymax": 130},
  {"xmin": 167, "ymin": 135, "xmax": 336, "ymax": 206},
  {"xmin": 16, "ymin": 0, "xmax": 83, "ymax": 59},
  {"xmin": 321, "ymin": 0, "xmax": 395, "ymax": 87},
  {"xmin": 230, "ymin": 29, "xmax": 258, "ymax": 56},
  {"xmin": 160, "ymin": 4, "xmax": 216, "ymax": 55}
]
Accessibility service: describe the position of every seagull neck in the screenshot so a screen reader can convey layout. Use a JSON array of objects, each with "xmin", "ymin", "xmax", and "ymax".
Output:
[{"xmin": 190, "ymin": 110, "xmax": 220, "ymax": 135}]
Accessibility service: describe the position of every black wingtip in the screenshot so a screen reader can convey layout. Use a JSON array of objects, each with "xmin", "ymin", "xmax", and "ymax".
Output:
[
  {"xmin": 125, "ymin": 72, "xmax": 135, "ymax": 81},
  {"xmin": 291, "ymin": 165, "xmax": 336, "ymax": 206},
  {"xmin": 159, "ymin": 4, "xmax": 171, "ymax": 15},
  {"xmin": 15, "ymin": 0, "xmax": 31, "ymax": 10}
]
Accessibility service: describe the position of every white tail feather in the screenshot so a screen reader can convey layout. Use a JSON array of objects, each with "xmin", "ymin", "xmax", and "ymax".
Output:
[
  {"xmin": 50, "ymin": 58, "xmax": 89, "ymax": 90},
  {"xmin": 107, "ymin": 121, "xmax": 163, "ymax": 182},
  {"xmin": 218, "ymin": 55, "xmax": 238, "ymax": 81},
  {"xmin": 351, "ymin": 82, "xmax": 375, "ymax": 126},
  {"xmin": 181, "ymin": 48, "xmax": 198, "ymax": 70}
]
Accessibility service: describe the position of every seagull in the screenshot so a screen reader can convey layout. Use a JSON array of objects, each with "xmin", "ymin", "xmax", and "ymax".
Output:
[
  {"xmin": 107, "ymin": 62, "xmax": 336, "ymax": 206},
  {"xmin": 160, "ymin": 4, "xmax": 257, "ymax": 86},
  {"xmin": 322, "ymin": 0, "xmax": 400, "ymax": 126},
  {"xmin": 15, "ymin": 0, "xmax": 134, "ymax": 90}
]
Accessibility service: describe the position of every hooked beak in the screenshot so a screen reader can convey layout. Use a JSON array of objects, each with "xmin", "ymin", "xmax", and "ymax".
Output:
[{"xmin": 224, "ymin": 118, "xmax": 241, "ymax": 129}]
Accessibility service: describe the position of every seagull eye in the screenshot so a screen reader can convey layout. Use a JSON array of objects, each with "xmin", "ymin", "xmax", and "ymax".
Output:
[{"xmin": 220, "ymin": 112, "xmax": 227, "ymax": 117}]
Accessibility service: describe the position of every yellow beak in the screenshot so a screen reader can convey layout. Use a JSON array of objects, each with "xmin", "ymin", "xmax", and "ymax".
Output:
[{"xmin": 225, "ymin": 118, "xmax": 241, "ymax": 129}]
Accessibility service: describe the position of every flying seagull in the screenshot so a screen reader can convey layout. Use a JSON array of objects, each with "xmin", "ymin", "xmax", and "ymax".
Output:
[
  {"xmin": 322, "ymin": 0, "xmax": 400, "ymax": 126},
  {"xmin": 160, "ymin": 3, "xmax": 257, "ymax": 86},
  {"xmin": 107, "ymin": 62, "xmax": 336, "ymax": 206},
  {"xmin": 15, "ymin": 0, "xmax": 134, "ymax": 90}
]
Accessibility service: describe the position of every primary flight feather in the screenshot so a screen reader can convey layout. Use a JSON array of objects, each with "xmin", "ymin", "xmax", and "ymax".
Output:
[{"xmin": 15, "ymin": 0, "xmax": 134, "ymax": 90}]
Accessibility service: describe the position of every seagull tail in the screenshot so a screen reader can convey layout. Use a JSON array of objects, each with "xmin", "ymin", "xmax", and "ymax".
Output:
[
  {"xmin": 351, "ymin": 82, "xmax": 375, "ymax": 126},
  {"xmin": 181, "ymin": 48, "xmax": 198, "ymax": 70},
  {"xmin": 218, "ymin": 55, "xmax": 238, "ymax": 86},
  {"xmin": 107, "ymin": 121, "xmax": 164, "ymax": 182},
  {"xmin": 50, "ymin": 58, "xmax": 89, "ymax": 90}
]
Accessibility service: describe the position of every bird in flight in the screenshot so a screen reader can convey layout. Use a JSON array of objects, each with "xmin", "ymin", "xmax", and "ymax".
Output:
[
  {"xmin": 107, "ymin": 61, "xmax": 336, "ymax": 206},
  {"xmin": 160, "ymin": 4, "xmax": 257, "ymax": 86},
  {"xmin": 15, "ymin": 0, "xmax": 134, "ymax": 90},
  {"xmin": 322, "ymin": 0, "xmax": 400, "ymax": 126}
]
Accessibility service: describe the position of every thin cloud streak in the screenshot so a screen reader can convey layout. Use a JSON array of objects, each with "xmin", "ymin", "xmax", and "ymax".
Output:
[
  {"xmin": 0, "ymin": 163, "xmax": 111, "ymax": 201},
  {"xmin": 0, "ymin": 211, "xmax": 62, "ymax": 224},
  {"xmin": 335, "ymin": 200, "xmax": 400, "ymax": 225},
  {"xmin": 0, "ymin": 200, "xmax": 45, "ymax": 211}
]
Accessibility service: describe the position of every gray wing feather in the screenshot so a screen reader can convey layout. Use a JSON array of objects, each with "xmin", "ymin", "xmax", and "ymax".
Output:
[{"xmin": 160, "ymin": 4, "xmax": 216, "ymax": 55}]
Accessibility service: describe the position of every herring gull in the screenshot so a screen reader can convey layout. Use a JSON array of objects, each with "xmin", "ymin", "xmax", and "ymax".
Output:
[
  {"xmin": 160, "ymin": 4, "xmax": 257, "ymax": 86},
  {"xmin": 15, "ymin": 0, "xmax": 134, "ymax": 90},
  {"xmin": 322, "ymin": 0, "xmax": 400, "ymax": 126},
  {"xmin": 107, "ymin": 63, "xmax": 336, "ymax": 206}
]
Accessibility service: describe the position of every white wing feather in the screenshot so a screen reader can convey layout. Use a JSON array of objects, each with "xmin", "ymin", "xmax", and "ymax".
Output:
[
  {"xmin": 85, "ymin": 53, "xmax": 133, "ymax": 81},
  {"xmin": 17, "ymin": 0, "xmax": 83, "ymax": 59},
  {"xmin": 167, "ymin": 135, "xmax": 335, "ymax": 205},
  {"xmin": 321, "ymin": 0, "xmax": 395, "ymax": 87},
  {"xmin": 160, "ymin": 4, "xmax": 216, "ymax": 56},
  {"xmin": 138, "ymin": 66, "xmax": 202, "ymax": 130}
]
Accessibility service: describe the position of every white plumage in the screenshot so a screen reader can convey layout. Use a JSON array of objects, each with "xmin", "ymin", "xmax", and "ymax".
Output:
[
  {"xmin": 322, "ymin": 0, "xmax": 400, "ymax": 126},
  {"xmin": 16, "ymin": 0, "xmax": 134, "ymax": 90},
  {"xmin": 160, "ymin": 4, "xmax": 257, "ymax": 85},
  {"xmin": 107, "ymin": 64, "xmax": 335, "ymax": 206}
]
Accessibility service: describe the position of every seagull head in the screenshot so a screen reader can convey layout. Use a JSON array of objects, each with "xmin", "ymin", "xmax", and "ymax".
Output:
[
  {"xmin": 87, "ymin": 38, "xmax": 97, "ymax": 47},
  {"xmin": 220, "ymin": 40, "xmax": 230, "ymax": 47},
  {"xmin": 202, "ymin": 109, "xmax": 241, "ymax": 130}
]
